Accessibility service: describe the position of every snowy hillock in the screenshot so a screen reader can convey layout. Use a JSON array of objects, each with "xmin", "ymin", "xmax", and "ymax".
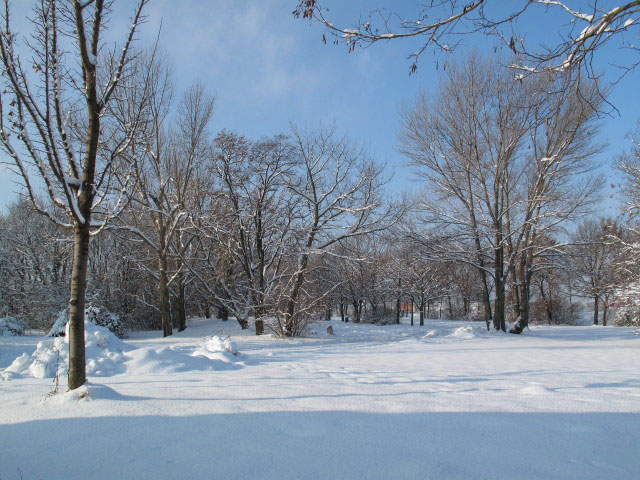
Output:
[
  {"xmin": 4, "ymin": 321, "xmax": 126, "ymax": 380},
  {"xmin": 0, "ymin": 317, "xmax": 26, "ymax": 336},
  {"xmin": 3, "ymin": 325, "xmax": 244, "ymax": 381},
  {"xmin": 126, "ymin": 336, "xmax": 242, "ymax": 376},
  {"xmin": 422, "ymin": 324, "xmax": 494, "ymax": 341}
]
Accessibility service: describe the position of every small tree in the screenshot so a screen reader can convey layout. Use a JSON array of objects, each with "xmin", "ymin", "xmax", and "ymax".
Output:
[{"xmin": 0, "ymin": 0, "xmax": 148, "ymax": 389}]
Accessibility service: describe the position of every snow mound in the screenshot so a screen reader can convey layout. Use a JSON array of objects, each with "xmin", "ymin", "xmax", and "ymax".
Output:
[
  {"xmin": 125, "ymin": 339, "xmax": 242, "ymax": 376},
  {"xmin": 0, "ymin": 317, "xmax": 26, "ymax": 336},
  {"xmin": 192, "ymin": 336, "xmax": 239, "ymax": 359},
  {"xmin": 518, "ymin": 384, "xmax": 553, "ymax": 395},
  {"xmin": 422, "ymin": 325, "xmax": 489, "ymax": 342},
  {"xmin": 449, "ymin": 326, "xmax": 481, "ymax": 339},
  {"xmin": 44, "ymin": 383, "xmax": 128, "ymax": 404},
  {"xmin": 4, "ymin": 321, "xmax": 126, "ymax": 379},
  {"xmin": 4, "ymin": 328, "xmax": 245, "ymax": 381}
]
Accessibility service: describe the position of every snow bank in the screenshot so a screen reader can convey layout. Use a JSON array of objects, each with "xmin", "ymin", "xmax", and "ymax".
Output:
[
  {"xmin": 4, "ymin": 321, "xmax": 126, "ymax": 379},
  {"xmin": 423, "ymin": 325, "xmax": 490, "ymax": 341},
  {"xmin": 518, "ymin": 384, "xmax": 553, "ymax": 395},
  {"xmin": 45, "ymin": 383, "xmax": 128, "ymax": 404},
  {"xmin": 0, "ymin": 317, "xmax": 26, "ymax": 336},
  {"xmin": 192, "ymin": 336, "xmax": 239, "ymax": 359},
  {"xmin": 3, "ymin": 329, "xmax": 245, "ymax": 381},
  {"xmin": 126, "ymin": 336, "xmax": 242, "ymax": 376}
]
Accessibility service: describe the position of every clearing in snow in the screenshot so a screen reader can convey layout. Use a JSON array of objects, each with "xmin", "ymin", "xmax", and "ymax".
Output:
[{"xmin": 1, "ymin": 318, "xmax": 639, "ymax": 479}]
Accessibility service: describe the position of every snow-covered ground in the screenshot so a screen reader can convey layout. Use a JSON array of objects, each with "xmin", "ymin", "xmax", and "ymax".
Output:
[{"xmin": 1, "ymin": 318, "xmax": 639, "ymax": 480}]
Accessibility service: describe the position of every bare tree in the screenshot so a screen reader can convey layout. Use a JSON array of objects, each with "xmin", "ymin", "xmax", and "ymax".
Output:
[
  {"xmin": 202, "ymin": 132, "xmax": 297, "ymax": 334},
  {"xmin": 277, "ymin": 126, "xmax": 401, "ymax": 336},
  {"xmin": 400, "ymin": 55, "xmax": 603, "ymax": 333},
  {"xmin": 570, "ymin": 218, "xmax": 624, "ymax": 325},
  {"xmin": 616, "ymin": 120, "xmax": 640, "ymax": 213},
  {"xmin": 294, "ymin": 0, "xmax": 640, "ymax": 78},
  {"xmin": 0, "ymin": 0, "xmax": 148, "ymax": 389},
  {"xmin": 112, "ymin": 53, "xmax": 215, "ymax": 337}
]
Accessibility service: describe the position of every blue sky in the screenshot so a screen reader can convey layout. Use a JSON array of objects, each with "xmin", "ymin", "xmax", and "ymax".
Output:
[{"xmin": 0, "ymin": 0, "xmax": 638, "ymax": 212}]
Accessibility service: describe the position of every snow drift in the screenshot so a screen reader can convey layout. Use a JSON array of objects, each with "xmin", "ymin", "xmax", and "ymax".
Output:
[
  {"xmin": 4, "ymin": 321, "xmax": 125, "ymax": 379},
  {"xmin": 3, "ymin": 326, "xmax": 243, "ymax": 381}
]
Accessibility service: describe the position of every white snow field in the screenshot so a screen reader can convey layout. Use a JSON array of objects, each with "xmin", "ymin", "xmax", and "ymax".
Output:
[{"xmin": 1, "ymin": 318, "xmax": 639, "ymax": 480}]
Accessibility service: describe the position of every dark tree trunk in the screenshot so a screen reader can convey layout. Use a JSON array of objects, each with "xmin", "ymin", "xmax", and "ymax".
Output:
[
  {"xmin": 284, "ymin": 255, "xmax": 310, "ymax": 336},
  {"xmin": 176, "ymin": 282, "xmax": 187, "ymax": 332},
  {"xmin": 539, "ymin": 280, "xmax": 553, "ymax": 325},
  {"xmin": 340, "ymin": 298, "xmax": 345, "ymax": 322},
  {"xmin": 255, "ymin": 318, "xmax": 264, "ymax": 335},
  {"xmin": 220, "ymin": 306, "xmax": 229, "ymax": 321},
  {"xmin": 158, "ymin": 255, "xmax": 172, "ymax": 337},
  {"xmin": 67, "ymin": 225, "xmax": 90, "ymax": 390},
  {"xmin": 593, "ymin": 295, "xmax": 599, "ymax": 325},
  {"xmin": 493, "ymin": 244, "xmax": 506, "ymax": 332}
]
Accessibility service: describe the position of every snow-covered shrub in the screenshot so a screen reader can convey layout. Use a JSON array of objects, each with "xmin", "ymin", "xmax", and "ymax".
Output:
[
  {"xmin": 363, "ymin": 310, "xmax": 396, "ymax": 326},
  {"xmin": 0, "ymin": 316, "xmax": 26, "ymax": 335},
  {"xmin": 84, "ymin": 306, "xmax": 127, "ymax": 338},
  {"xmin": 47, "ymin": 309, "xmax": 68, "ymax": 337},
  {"xmin": 614, "ymin": 281, "xmax": 640, "ymax": 327},
  {"xmin": 266, "ymin": 313, "xmax": 317, "ymax": 337},
  {"xmin": 614, "ymin": 304, "xmax": 640, "ymax": 327},
  {"xmin": 47, "ymin": 305, "xmax": 127, "ymax": 338}
]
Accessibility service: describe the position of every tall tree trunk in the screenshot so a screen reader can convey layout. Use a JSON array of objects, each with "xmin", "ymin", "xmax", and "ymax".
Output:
[
  {"xmin": 176, "ymin": 281, "xmax": 186, "ymax": 332},
  {"xmin": 510, "ymin": 262, "xmax": 521, "ymax": 323},
  {"xmin": 255, "ymin": 318, "xmax": 264, "ymax": 335},
  {"xmin": 602, "ymin": 300, "xmax": 608, "ymax": 326},
  {"xmin": 158, "ymin": 255, "xmax": 172, "ymax": 337},
  {"xmin": 284, "ymin": 254, "xmax": 310, "ymax": 336},
  {"xmin": 593, "ymin": 295, "xmax": 599, "ymax": 325},
  {"xmin": 539, "ymin": 281, "xmax": 553, "ymax": 325},
  {"xmin": 395, "ymin": 295, "xmax": 401, "ymax": 325},
  {"xmin": 410, "ymin": 300, "xmax": 414, "ymax": 326},
  {"xmin": 67, "ymin": 225, "xmax": 90, "ymax": 390},
  {"xmin": 510, "ymin": 264, "xmax": 531, "ymax": 334},
  {"xmin": 494, "ymin": 244, "xmax": 506, "ymax": 332},
  {"xmin": 340, "ymin": 298, "xmax": 345, "ymax": 322},
  {"xmin": 420, "ymin": 299, "xmax": 425, "ymax": 326}
]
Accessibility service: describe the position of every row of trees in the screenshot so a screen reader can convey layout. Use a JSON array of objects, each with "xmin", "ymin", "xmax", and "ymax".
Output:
[{"xmin": 1, "ymin": 193, "xmax": 636, "ymax": 333}]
